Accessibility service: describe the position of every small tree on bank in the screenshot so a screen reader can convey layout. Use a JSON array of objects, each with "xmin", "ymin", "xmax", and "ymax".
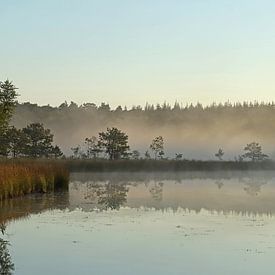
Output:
[
  {"xmin": 215, "ymin": 148, "xmax": 224, "ymax": 161},
  {"xmin": 144, "ymin": 150, "xmax": 151, "ymax": 159},
  {"xmin": 242, "ymin": 142, "xmax": 268, "ymax": 162},
  {"xmin": 71, "ymin": 145, "xmax": 82, "ymax": 159},
  {"xmin": 0, "ymin": 131, "xmax": 10, "ymax": 157},
  {"xmin": 85, "ymin": 136, "xmax": 101, "ymax": 159},
  {"xmin": 22, "ymin": 123, "xmax": 62, "ymax": 158},
  {"xmin": 150, "ymin": 136, "xmax": 164, "ymax": 159},
  {"xmin": 51, "ymin": 145, "xmax": 63, "ymax": 158},
  {"xmin": 7, "ymin": 127, "xmax": 28, "ymax": 158},
  {"xmin": 175, "ymin": 153, "xmax": 183, "ymax": 160},
  {"xmin": 131, "ymin": 150, "xmax": 140, "ymax": 160},
  {"xmin": 98, "ymin": 127, "xmax": 130, "ymax": 160}
]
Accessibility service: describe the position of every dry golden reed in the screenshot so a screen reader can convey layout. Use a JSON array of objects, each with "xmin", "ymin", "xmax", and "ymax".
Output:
[{"xmin": 0, "ymin": 160, "xmax": 69, "ymax": 201}]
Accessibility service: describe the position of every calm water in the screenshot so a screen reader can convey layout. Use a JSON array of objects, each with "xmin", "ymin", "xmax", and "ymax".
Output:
[{"xmin": 2, "ymin": 171, "xmax": 275, "ymax": 274}]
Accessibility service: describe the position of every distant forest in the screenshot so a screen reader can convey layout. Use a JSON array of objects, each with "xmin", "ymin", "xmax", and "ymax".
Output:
[{"xmin": 11, "ymin": 101, "xmax": 275, "ymax": 159}]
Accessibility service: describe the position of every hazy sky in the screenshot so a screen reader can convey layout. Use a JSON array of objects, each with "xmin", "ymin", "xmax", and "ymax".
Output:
[{"xmin": 1, "ymin": 0, "xmax": 275, "ymax": 107}]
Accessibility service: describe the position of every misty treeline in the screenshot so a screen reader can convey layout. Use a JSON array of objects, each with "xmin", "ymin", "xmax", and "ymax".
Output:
[
  {"xmin": 71, "ymin": 130, "xmax": 166, "ymax": 160},
  {"xmin": 71, "ymin": 129, "xmax": 268, "ymax": 162},
  {"xmin": 11, "ymin": 98, "xmax": 275, "ymax": 159},
  {"xmin": 1, "ymin": 79, "xmax": 273, "ymax": 160}
]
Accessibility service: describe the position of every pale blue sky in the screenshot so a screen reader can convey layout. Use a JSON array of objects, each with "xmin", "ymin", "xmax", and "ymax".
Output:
[{"xmin": 1, "ymin": 0, "xmax": 275, "ymax": 107}]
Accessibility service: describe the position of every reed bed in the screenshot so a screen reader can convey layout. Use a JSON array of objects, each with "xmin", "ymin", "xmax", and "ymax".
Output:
[{"xmin": 0, "ymin": 160, "xmax": 69, "ymax": 201}]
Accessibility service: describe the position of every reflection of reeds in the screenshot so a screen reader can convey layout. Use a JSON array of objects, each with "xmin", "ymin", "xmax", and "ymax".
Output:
[
  {"xmin": 0, "ymin": 192, "xmax": 69, "ymax": 224},
  {"xmin": 0, "ymin": 161, "xmax": 69, "ymax": 201}
]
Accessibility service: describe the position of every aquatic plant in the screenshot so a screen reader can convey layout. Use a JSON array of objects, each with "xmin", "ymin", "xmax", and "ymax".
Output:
[{"xmin": 0, "ymin": 160, "xmax": 69, "ymax": 201}]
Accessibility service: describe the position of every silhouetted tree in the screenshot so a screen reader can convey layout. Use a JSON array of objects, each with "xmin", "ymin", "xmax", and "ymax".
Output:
[
  {"xmin": 115, "ymin": 105, "xmax": 123, "ymax": 112},
  {"xmin": 51, "ymin": 145, "xmax": 63, "ymax": 158},
  {"xmin": 175, "ymin": 153, "xmax": 183, "ymax": 160},
  {"xmin": 242, "ymin": 142, "xmax": 268, "ymax": 162},
  {"xmin": 0, "ymin": 80, "xmax": 18, "ymax": 157},
  {"xmin": 22, "ymin": 123, "xmax": 59, "ymax": 158},
  {"xmin": 71, "ymin": 145, "xmax": 82, "ymax": 159},
  {"xmin": 68, "ymin": 101, "xmax": 78, "ymax": 110},
  {"xmin": 85, "ymin": 136, "xmax": 101, "ymax": 159},
  {"xmin": 0, "ymin": 80, "xmax": 18, "ymax": 131},
  {"xmin": 131, "ymin": 150, "xmax": 140, "ymax": 160},
  {"xmin": 98, "ymin": 127, "xmax": 130, "ymax": 160},
  {"xmin": 7, "ymin": 126, "xmax": 28, "ymax": 158},
  {"xmin": 98, "ymin": 102, "xmax": 110, "ymax": 112},
  {"xmin": 215, "ymin": 148, "xmax": 224, "ymax": 161},
  {"xmin": 145, "ymin": 150, "xmax": 151, "ymax": 159},
  {"xmin": 58, "ymin": 101, "xmax": 68, "ymax": 109},
  {"xmin": 150, "ymin": 136, "xmax": 164, "ymax": 159},
  {"xmin": 159, "ymin": 150, "xmax": 165, "ymax": 159},
  {"xmin": 82, "ymin": 102, "xmax": 97, "ymax": 111},
  {"xmin": 0, "ymin": 131, "xmax": 9, "ymax": 157}
]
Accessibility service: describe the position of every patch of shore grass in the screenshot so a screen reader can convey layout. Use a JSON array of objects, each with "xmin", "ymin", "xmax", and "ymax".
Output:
[{"xmin": 0, "ymin": 160, "xmax": 69, "ymax": 201}]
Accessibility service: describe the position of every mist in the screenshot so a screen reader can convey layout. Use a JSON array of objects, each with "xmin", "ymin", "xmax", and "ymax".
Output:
[{"xmin": 11, "ymin": 101, "xmax": 275, "ymax": 160}]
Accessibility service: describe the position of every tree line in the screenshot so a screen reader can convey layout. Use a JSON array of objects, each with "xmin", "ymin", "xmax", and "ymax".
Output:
[
  {"xmin": 71, "ymin": 129, "xmax": 165, "ymax": 160},
  {"xmin": 0, "ymin": 80, "xmax": 270, "ymax": 161},
  {"xmin": 17, "ymin": 99, "xmax": 275, "ymax": 113},
  {"xmin": 72, "ymin": 130, "xmax": 269, "ymax": 162}
]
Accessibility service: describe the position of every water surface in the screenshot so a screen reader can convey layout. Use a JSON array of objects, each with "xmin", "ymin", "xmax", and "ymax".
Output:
[{"xmin": 2, "ymin": 171, "xmax": 275, "ymax": 274}]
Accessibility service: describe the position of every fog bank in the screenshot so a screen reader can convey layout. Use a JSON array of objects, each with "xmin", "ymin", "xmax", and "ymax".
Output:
[{"xmin": 11, "ymin": 102, "xmax": 275, "ymax": 159}]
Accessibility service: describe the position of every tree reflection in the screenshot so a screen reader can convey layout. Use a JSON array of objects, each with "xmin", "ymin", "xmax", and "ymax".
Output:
[
  {"xmin": 240, "ymin": 177, "xmax": 267, "ymax": 196},
  {"xmin": 149, "ymin": 182, "xmax": 164, "ymax": 202},
  {"xmin": 0, "ymin": 224, "xmax": 14, "ymax": 275},
  {"xmin": 84, "ymin": 181, "xmax": 129, "ymax": 210},
  {"xmin": 215, "ymin": 180, "xmax": 224, "ymax": 189},
  {"xmin": 97, "ymin": 183, "xmax": 129, "ymax": 210}
]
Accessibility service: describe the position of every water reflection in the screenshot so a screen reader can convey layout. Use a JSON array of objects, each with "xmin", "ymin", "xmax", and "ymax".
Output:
[
  {"xmin": 80, "ymin": 180, "xmax": 129, "ymax": 210},
  {"xmin": 0, "ymin": 192, "xmax": 69, "ymax": 225},
  {"xmin": 2, "ymin": 171, "xmax": 275, "ymax": 225},
  {"xmin": 0, "ymin": 224, "xmax": 14, "ymax": 275},
  {"xmin": 4, "ymin": 171, "xmax": 275, "ymax": 275},
  {"xmin": 149, "ymin": 182, "xmax": 164, "ymax": 202},
  {"xmin": 241, "ymin": 178, "xmax": 267, "ymax": 196},
  {"xmin": 98, "ymin": 183, "xmax": 128, "ymax": 210},
  {"xmin": 0, "ymin": 193, "xmax": 70, "ymax": 273},
  {"xmin": 69, "ymin": 171, "xmax": 275, "ymax": 216},
  {"xmin": 214, "ymin": 180, "xmax": 224, "ymax": 189}
]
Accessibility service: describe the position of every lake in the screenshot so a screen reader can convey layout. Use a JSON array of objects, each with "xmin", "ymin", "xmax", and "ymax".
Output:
[{"xmin": 2, "ymin": 171, "xmax": 275, "ymax": 274}]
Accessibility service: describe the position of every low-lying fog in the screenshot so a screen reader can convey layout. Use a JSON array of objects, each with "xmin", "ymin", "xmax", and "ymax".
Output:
[{"xmin": 11, "ymin": 102, "xmax": 275, "ymax": 159}]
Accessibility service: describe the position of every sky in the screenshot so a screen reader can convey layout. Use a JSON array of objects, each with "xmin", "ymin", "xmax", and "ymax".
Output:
[{"xmin": 1, "ymin": 0, "xmax": 275, "ymax": 107}]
